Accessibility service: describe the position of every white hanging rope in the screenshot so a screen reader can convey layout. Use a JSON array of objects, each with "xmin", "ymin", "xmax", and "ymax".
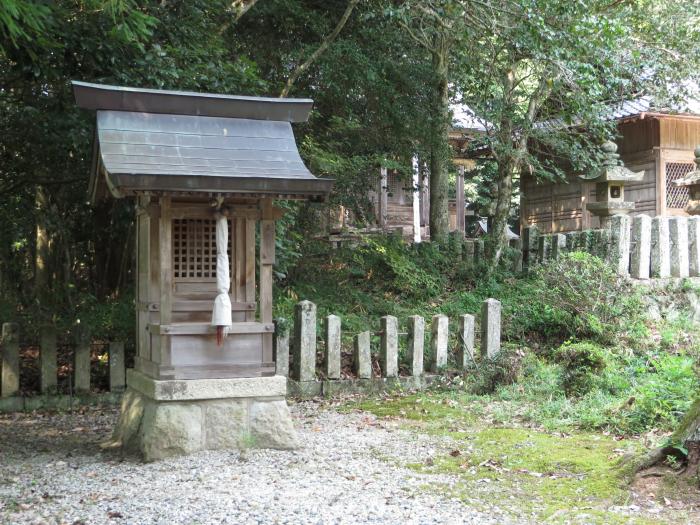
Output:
[{"xmin": 211, "ymin": 211, "xmax": 232, "ymax": 342}]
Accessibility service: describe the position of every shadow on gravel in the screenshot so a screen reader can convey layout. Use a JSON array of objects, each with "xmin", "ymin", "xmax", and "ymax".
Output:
[{"xmin": 0, "ymin": 407, "xmax": 118, "ymax": 460}]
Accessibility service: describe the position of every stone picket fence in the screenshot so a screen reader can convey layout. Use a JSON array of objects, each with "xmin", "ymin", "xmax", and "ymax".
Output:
[
  {"xmin": 275, "ymin": 298, "xmax": 502, "ymax": 398},
  {"xmin": 0, "ymin": 322, "xmax": 126, "ymax": 412},
  {"xmin": 519, "ymin": 215, "xmax": 700, "ymax": 279},
  {"xmin": 0, "ymin": 299, "xmax": 504, "ymax": 408}
]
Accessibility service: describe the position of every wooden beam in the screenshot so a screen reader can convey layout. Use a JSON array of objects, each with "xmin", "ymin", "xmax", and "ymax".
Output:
[
  {"xmin": 245, "ymin": 219, "xmax": 256, "ymax": 321},
  {"xmin": 234, "ymin": 218, "xmax": 246, "ymax": 301},
  {"xmin": 453, "ymin": 158, "xmax": 476, "ymax": 169},
  {"xmin": 151, "ymin": 322, "xmax": 274, "ymax": 336},
  {"xmin": 655, "ymin": 147, "xmax": 665, "ymax": 216},
  {"xmin": 139, "ymin": 300, "xmax": 256, "ymax": 312}
]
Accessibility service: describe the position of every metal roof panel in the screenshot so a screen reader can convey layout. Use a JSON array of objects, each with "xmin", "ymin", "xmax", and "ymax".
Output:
[{"xmin": 95, "ymin": 110, "xmax": 320, "ymax": 182}]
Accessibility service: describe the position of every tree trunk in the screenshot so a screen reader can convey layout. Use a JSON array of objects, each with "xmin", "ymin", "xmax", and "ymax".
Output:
[
  {"xmin": 34, "ymin": 185, "xmax": 50, "ymax": 310},
  {"xmin": 428, "ymin": 36, "xmax": 450, "ymax": 244},
  {"xmin": 670, "ymin": 397, "xmax": 700, "ymax": 476},
  {"xmin": 488, "ymin": 159, "xmax": 515, "ymax": 266},
  {"xmin": 637, "ymin": 396, "xmax": 700, "ymax": 477}
]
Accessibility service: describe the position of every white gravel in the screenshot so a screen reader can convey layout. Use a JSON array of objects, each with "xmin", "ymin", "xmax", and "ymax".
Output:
[{"xmin": 0, "ymin": 400, "xmax": 516, "ymax": 525}]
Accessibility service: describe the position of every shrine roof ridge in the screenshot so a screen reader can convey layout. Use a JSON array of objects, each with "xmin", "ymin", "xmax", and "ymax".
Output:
[{"xmin": 72, "ymin": 81, "xmax": 313, "ymax": 122}]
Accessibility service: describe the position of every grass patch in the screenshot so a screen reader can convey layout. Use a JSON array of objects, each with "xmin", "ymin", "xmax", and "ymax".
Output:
[{"xmin": 349, "ymin": 391, "xmax": 681, "ymax": 524}]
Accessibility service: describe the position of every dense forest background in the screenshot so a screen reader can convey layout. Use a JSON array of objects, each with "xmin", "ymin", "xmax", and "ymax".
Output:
[{"xmin": 1, "ymin": 0, "xmax": 699, "ymax": 338}]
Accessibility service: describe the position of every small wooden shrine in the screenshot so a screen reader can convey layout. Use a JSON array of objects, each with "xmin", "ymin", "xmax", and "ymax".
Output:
[{"xmin": 74, "ymin": 81, "xmax": 331, "ymax": 459}]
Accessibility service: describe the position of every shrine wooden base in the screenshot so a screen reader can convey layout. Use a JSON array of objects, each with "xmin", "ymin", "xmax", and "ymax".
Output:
[{"xmin": 105, "ymin": 369, "xmax": 298, "ymax": 461}]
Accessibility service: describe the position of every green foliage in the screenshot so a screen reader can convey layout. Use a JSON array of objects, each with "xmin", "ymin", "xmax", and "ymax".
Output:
[
  {"xmin": 624, "ymin": 354, "xmax": 699, "ymax": 434},
  {"xmin": 493, "ymin": 348, "xmax": 699, "ymax": 436},
  {"xmin": 531, "ymin": 252, "xmax": 644, "ymax": 344},
  {"xmin": 0, "ymin": 0, "xmax": 51, "ymax": 49},
  {"xmin": 555, "ymin": 341, "xmax": 608, "ymax": 397},
  {"xmin": 73, "ymin": 292, "xmax": 134, "ymax": 343},
  {"xmin": 465, "ymin": 346, "xmax": 525, "ymax": 395},
  {"xmin": 350, "ymin": 237, "xmax": 446, "ymax": 300}
]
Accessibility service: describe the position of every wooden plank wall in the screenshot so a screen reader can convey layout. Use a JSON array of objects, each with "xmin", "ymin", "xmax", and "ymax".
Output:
[
  {"xmin": 521, "ymin": 154, "xmax": 657, "ymax": 234},
  {"xmin": 660, "ymin": 116, "xmax": 700, "ymax": 150},
  {"xmin": 522, "ymin": 117, "xmax": 668, "ymax": 234}
]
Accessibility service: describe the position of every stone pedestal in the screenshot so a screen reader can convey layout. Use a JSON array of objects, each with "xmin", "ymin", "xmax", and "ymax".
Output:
[{"xmin": 107, "ymin": 370, "xmax": 298, "ymax": 461}]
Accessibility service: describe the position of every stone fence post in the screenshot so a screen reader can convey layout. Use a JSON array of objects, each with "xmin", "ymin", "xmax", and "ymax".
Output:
[
  {"xmin": 474, "ymin": 240, "xmax": 485, "ymax": 265},
  {"xmin": 273, "ymin": 318, "xmax": 290, "ymax": 377},
  {"xmin": 1, "ymin": 323, "xmax": 19, "ymax": 397},
  {"xmin": 74, "ymin": 324, "xmax": 91, "ymax": 393},
  {"xmin": 509, "ymin": 238, "xmax": 523, "ymax": 272},
  {"xmin": 406, "ymin": 315, "xmax": 424, "ymax": 377},
  {"xmin": 380, "ymin": 316, "xmax": 398, "ymax": 378},
  {"xmin": 353, "ymin": 331, "xmax": 371, "ymax": 379},
  {"xmin": 630, "ymin": 215, "xmax": 651, "ymax": 280},
  {"xmin": 551, "ymin": 234, "xmax": 566, "ymax": 259},
  {"xmin": 537, "ymin": 234, "xmax": 551, "ymax": 263},
  {"xmin": 463, "ymin": 240, "xmax": 475, "ymax": 267},
  {"xmin": 607, "ymin": 215, "xmax": 631, "ymax": 276},
  {"xmin": 430, "ymin": 314, "xmax": 448, "ymax": 373},
  {"xmin": 522, "ymin": 225, "xmax": 539, "ymax": 272},
  {"xmin": 651, "ymin": 217, "xmax": 671, "ymax": 278},
  {"xmin": 109, "ymin": 342, "xmax": 126, "ymax": 392},
  {"xmin": 324, "ymin": 315, "xmax": 341, "ymax": 380},
  {"xmin": 292, "ymin": 300, "xmax": 317, "ymax": 382},
  {"xmin": 669, "ymin": 217, "xmax": 689, "ymax": 278},
  {"xmin": 481, "ymin": 299, "xmax": 501, "ymax": 359},
  {"xmin": 40, "ymin": 325, "xmax": 57, "ymax": 394},
  {"xmin": 689, "ymin": 217, "xmax": 700, "ymax": 277},
  {"xmin": 457, "ymin": 314, "xmax": 475, "ymax": 369}
]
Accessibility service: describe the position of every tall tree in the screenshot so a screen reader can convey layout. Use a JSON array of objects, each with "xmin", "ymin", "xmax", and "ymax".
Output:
[
  {"xmin": 391, "ymin": 1, "xmax": 465, "ymax": 243},
  {"xmin": 454, "ymin": 0, "xmax": 700, "ymax": 266}
]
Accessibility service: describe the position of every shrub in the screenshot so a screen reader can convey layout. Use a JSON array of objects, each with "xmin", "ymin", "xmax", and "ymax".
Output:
[
  {"xmin": 555, "ymin": 341, "xmax": 608, "ymax": 397},
  {"xmin": 467, "ymin": 346, "xmax": 526, "ymax": 395},
  {"xmin": 623, "ymin": 353, "xmax": 699, "ymax": 433},
  {"xmin": 350, "ymin": 236, "xmax": 446, "ymax": 299},
  {"xmin": 531, "ymin": 252, "xmax": 644, "ymax": 344}
]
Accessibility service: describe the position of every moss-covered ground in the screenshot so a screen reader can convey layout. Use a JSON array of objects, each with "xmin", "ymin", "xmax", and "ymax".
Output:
[{"xmin": 347, "ymin": 391, "xmax": 698, "ymax": 524}]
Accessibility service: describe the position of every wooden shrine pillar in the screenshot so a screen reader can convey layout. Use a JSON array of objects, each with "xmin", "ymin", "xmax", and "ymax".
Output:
[
  {"xmin": 456, "ymin": 165, "xmax": 465, "ymax": 236},
  {"xmin": 378, "ymin": 167, "xmax": 388, "ymax": 229},
  {"xmin": 158, "ymin": 196, "xmax": 172, "ymax": 369},
  {"xmin": 135, "ymin": 195, "xmax": 151, "ymax": 367},
  {"xmin": 420, "ymin": 162, "xmax": 430, "ymax": 227},
  {"xmin": 260, "ymin": 198, "xmax": 275, "ymax": 365}
]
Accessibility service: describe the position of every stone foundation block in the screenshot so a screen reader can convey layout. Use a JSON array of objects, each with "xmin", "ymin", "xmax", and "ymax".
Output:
[{"xmin": 108, "ymin": 371, "xmax": 298, "ymax": 461}]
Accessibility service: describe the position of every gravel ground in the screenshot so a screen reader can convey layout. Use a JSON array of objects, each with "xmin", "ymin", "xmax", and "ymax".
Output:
[{"xmin": 0, "ymin": 400, "xmax": 514, "ymax": 525}]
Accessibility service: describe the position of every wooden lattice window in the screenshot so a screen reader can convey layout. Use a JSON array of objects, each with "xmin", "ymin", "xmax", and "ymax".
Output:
[
  {"xmin": 387, "ymin": 171, "xmax": 402, "ymax": 198},
  {"xmin": 172, "ymin": 219, "xmax": 231, "ymax": 280},
  {"xmin": 666, "ymin": 162, "xmax": 694, "ymax": 209}
]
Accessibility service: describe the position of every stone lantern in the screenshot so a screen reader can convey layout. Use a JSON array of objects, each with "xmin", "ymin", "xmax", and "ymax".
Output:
[
  {"xmin": 674, "ymin": 146, "xmax": 700, "ymax": 215},
  {"xmin": 582, "ymin": 140, "xmax": 644, "ymax": 225}
]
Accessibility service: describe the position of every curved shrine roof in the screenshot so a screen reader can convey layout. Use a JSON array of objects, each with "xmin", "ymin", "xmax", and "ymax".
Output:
[{"xmin": 73, "ymin": 81, "xmax": 332, "ymax": 202}]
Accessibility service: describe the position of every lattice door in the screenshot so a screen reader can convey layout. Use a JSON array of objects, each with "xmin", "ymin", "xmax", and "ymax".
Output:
[
  {"xmin": 386, "ymin": 170, "xmax": 407, "ymax": 203},
  {"xmin": 172, "ymin": 218, "xmax": 232, "ymax": 280},
  {"xmin": 665, "ymin": 162, "xmax": 694, "ymax": 209}
]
